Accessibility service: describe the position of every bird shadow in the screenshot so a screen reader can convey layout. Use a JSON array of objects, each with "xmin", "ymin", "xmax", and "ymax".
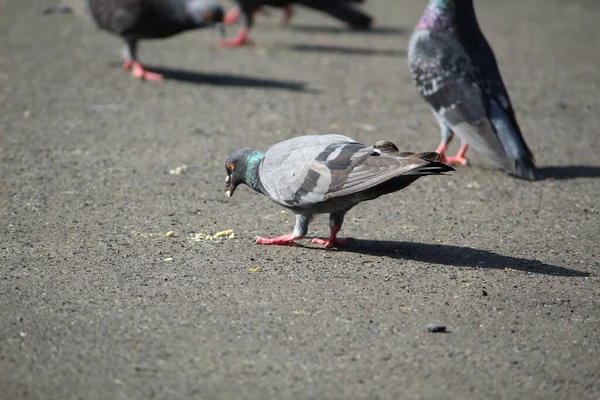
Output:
[
  {"xmin": 111, "ymin": 64, "xmax": 315, "ymax": 92},
  {"xmin": 287, "ymin": 43, "xmax": 406, "ymax": 57},
  {"xmin": 539, "ymin": 165, "xmax": 600, "ymax": 180},
  {"xmin": 338, "ymin": 240, "xmax": 589, "ymax": 277},
  {"xmin": 290, "ymin": 24, "xmax": 409, "ymax": 36}
]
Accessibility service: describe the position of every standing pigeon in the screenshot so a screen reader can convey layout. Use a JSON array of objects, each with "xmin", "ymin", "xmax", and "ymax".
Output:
[
  {"xmin": 44, "ymin": 0, "xmax": 225, "ymax": 81},
  {"xmin": 220, "ymin": 0, "xmax": 372, "ymax": 47},
  {"xmin": 408, "ymin": 0, "xmax": 543, "ymax": 180},
  {"xmin": 224, "ymin": 134, "xmax": 454, "ymax": 247}
]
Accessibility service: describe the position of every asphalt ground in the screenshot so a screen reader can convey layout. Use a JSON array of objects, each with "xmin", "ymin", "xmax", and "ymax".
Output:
[{"xmin": 0, "ymin": 0, "xmax": 599, "ymax": 399}]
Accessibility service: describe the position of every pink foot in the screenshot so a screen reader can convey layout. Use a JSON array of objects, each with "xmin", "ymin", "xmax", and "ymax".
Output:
[
  {"xmin": 444, "ymin": 155, "xmax": 468, "ymax": 166},
  {"xmin": 311, "ymin": 237, "xmax": 350, "ymax": 248},
  {"xmin": 123, "ymin": 61, "xmax": 163, "ymax": 81},
  {"xmin": 220, "ymin": 27, "xmax": 254, "ymax": 47},
  {"xmin": 224, "ymin": 7, "xmax": 240, "ymax": 25},
  {"xmin": 444, "ymin": 143, "xmax": 469, "ymax": 166},
  {"xmin": 434, "ymin": 142, "xmax": 468, "ymax": 166},
  {"xmin": 256, "ymin": 233, "xmax": 300, "ymax": 246},
  {"xmin": 121, "ymin": 60, "xmax": 133, "ymax": 70},
  {"xmin": 434, "ymin": 143, "xmax": 449, "ymax": 163}
]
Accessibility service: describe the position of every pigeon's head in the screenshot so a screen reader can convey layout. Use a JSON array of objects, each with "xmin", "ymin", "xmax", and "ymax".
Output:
[
  {"xmin": 187, "ymin": 0, "xmax": 225, "ymax": 27},
  {"xmin": 225, "ymin": 148, "xmax": 265, "ymax": 197}
]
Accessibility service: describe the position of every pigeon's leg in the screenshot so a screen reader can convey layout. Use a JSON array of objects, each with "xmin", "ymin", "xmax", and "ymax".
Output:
[
  {"xmin": 220, "ymin": 5, "xmax": 255, "ymax": 47},
  {"xmin": 223, "ymin": 7, "xmax": 240, "ymax": 24},
  {"xmin": 256, "ymin": 214, "xmax": 310, "ymax": 246},
  {"xmin": 121, "ymin": 40, "xmax": 163, "ymax": 81},
  {"xmin": 434, "ymin": 119, "xmax": 455, "ymax": 163},
  {"xmin": 312, "ymin": 211, "xmax": 350, "ymax": 248},
  {"xmin": 445, "ymin": 142, "xmax": 469, "ymax": 166}
]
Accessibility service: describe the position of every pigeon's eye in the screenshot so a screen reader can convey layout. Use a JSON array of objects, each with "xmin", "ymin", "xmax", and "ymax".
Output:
[{"xmin": 227, "ymin": 162, "xmax": 235, "ymax": 171}]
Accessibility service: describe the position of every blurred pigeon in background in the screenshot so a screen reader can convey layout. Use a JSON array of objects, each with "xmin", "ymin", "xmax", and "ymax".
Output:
[
  {"xmin": 44, "ymin": 0, "xmax": 225, "ymax": 81},
  {"xmin": 408, "ymin": 0, "xmax": 543, "ymax": 180},
  {"xmin": 225, "ymin": 134, "xmax": 453, "ymax": 247},
  {"xmin": 221, "ymin": 0, "xmax": 372, "ymax": 47}
]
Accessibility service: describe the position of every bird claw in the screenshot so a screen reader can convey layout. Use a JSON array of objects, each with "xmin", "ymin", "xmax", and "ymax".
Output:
[
  {"xmin": 256, "ymin": 236, "xmax": 297, "ymax": 246},
  {"xmin": 311, "ymin": 237, "xmax": 350, "ymax": 248},
  {"xmin": 219, "ymin": 38, "xmax": 254, "ymax": 47},
  {"xmin": 122, "ymin": 61, "xmax": 163, "ymax": 81},
  {"xmin": 219, "ymin": 27, "xmax": 253, "ymax": 47},
  {"xmin": 223, "ymin": 7, "xmax": 240, "ymax": 25},
  {"xmin": 443, "ymin": 156, "xmax": 468, "ymax": 166}
]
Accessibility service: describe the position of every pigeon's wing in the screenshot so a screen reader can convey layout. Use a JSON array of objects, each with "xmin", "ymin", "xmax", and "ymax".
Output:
[
  {"xmin": 321, "ymin": 145, "xmax": 442, "ymax": 199},
  {"xmin": 409, "ymin": 30, "xmax": 513, "ymax": 171},
  {"xmin": 86, "ymin": 0, "xmax": 143, "ymax": 34},
  {"xmin": 259, "ymin": 135, "xmax": 443, "ymax": 208},
  {"xmin": 259, "ymin": 134, "xmax": 356, "ymax": 206}
]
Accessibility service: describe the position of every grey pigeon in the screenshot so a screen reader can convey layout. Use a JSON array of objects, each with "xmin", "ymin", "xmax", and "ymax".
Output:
[
  {"xmin": 221, "ymin": 0, "xmax": 372, "ymax": 47},
  {"xmin": 224, "ymin": 134, "xmax": 454, "ymax": 247},
  {"xmin": 44, "ymin": 0, "xmax": 225, "ymax": 81},
  {"xmin": 408, "ymin": 0, "xmax": 543, "ymax": 180}
]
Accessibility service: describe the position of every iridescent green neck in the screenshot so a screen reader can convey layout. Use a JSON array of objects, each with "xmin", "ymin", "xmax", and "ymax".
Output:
[{"xmin": 243, "ymin": 150, "xmax": 265, "ymax": 193}]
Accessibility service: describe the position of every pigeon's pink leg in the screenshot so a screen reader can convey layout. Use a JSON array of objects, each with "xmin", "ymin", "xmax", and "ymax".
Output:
[
  {"xmin": 311, "ymin": 226, "xmax": 350, "ymax": 248},
  {"xmin": 435, "ymin": 142, "xmax": 449, "ymax": 163},
  {"xmin": 220, "ymin": 27, "xmax": 254, "ymax": 47},
  {"xmin": 444, "ymin": 143, "xmax": 469, "ymax": 166},
  {"xmin": 122, "ymin": 60, "xmax": 163, "ymax": 81},
  {"xmin": 224, "ymin": 7, "xmax": 240, "ymax": 24},
  {"xmin": 281, "ymin": 4, "xmax": 294, "ymax": 25},
  {"xmin": 256, "ymin": 233, "xmax": 302, "ymax": 246}
]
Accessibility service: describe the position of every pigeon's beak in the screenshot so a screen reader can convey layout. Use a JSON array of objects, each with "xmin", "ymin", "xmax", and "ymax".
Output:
[{"xmin": 225, "ymin": 175, "xmax": 235, "ymax": 197}]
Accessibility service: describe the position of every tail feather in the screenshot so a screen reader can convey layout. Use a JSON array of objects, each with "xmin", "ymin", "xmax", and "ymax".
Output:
[
  {"xmin": 408, "ymin": 161, "xmax": 455, "ymax": 176},
  {"xmin": 408, "ymin": 152, "xmax": 440, "ymax": 162},
  {"xmin": 513, "ymin": 158, "xmax": 545, "ymax": 181},
  {"xmin": 489, "ymin": 100, "xmax": 543, "ymax": 181}
]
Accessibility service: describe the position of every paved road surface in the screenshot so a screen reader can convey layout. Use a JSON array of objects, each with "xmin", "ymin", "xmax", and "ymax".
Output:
[{"xmin": 1, "ymin": 0, "xmax": 599, "ymax": 399}]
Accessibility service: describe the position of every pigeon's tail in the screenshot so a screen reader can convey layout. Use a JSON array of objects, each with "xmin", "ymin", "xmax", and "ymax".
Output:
[
  {"xmin": 375, "ymin": 158, "xmax": 453, "ymax": 196},
  {"xmin": 42, "ymin": 4, "xmax": 73, "ymax": 15},
  {"xmin": 408, "ymin": 160, "xmax": 455, "ymax": 176},
  {"xmin": 489, "ymin": 101, "xmax": 544, "ymax": 181},
  {"xmin": 299, "ymin": 0, "xmax": 373, "ymax": 29},
  {"xmin": 513, "ymin": 158, "xmax": 544, "ymax": 181}
]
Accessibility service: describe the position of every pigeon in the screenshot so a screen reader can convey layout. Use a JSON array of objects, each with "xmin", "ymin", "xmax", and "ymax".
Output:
[
  {"xmin": 43, "ymin": 0, "xmax": 225, "ymax": 81},
  {"xmin": 220, "ymin": 0, "xmax": 372, "ymax": 47},
  {"xmin": 224, "ymin": 134, "xmax": 454, "ymax": 247},
  {"xmin": 408, "ymin": 0, "xmax": 543, "ymax": 180}
]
